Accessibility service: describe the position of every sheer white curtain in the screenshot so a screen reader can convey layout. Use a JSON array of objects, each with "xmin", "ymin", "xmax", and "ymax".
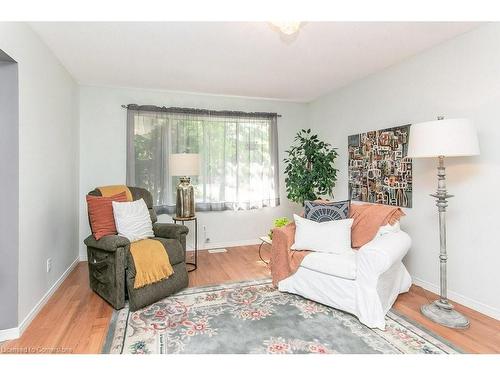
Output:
[{"xmin": 126, "ymin": 106, "xmax": 280, "ymax": 214}]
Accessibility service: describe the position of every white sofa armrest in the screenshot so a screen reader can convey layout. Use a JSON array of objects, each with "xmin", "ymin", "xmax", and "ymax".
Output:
[
  {"xmin": 357, "ymin": 230, "xmax": 412, "ymax": 279},
  {"xmin": 355, "ymin": 230, "xmax": 412, "ymax": 330}
]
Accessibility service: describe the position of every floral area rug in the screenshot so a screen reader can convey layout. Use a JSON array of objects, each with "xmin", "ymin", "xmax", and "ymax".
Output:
[{"xmin": 102, "ymin": 279, "xmax": 461, "ymax": 354}]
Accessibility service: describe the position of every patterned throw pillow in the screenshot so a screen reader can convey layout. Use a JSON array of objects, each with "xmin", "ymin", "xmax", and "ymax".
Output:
[{"xmin": 304, "ymin": 200, "xmax": 350, "ymax": 222}]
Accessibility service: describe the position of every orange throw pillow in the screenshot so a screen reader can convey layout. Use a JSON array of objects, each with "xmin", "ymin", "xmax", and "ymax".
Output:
[{"xmin": 86, "ymin": 192, "xmax": 128, "ymax": 240}]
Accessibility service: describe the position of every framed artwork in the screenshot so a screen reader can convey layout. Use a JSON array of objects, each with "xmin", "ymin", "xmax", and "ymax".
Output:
[{"xmin": 348, "ymin": 124, "xmax": 412, "ymax": 208}]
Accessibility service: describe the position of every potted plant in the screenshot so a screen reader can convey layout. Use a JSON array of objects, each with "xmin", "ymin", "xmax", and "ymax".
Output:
[
  {"xmin": 268, "ymin": 217, "xmax": 291, "ymax": 240},
  {"xmin": 283, "ymin": 129, "xmax": 338, "ymax": 206}
]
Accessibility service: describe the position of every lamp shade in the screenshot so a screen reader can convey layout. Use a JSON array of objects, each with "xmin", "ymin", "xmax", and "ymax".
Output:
[
  {"xmin": 169, "ymin": 153, "xmax": 200, "ymax": 176},
  {"xmin": 407, "ymin": 118, "xmax": 480, "ymax": 158}
]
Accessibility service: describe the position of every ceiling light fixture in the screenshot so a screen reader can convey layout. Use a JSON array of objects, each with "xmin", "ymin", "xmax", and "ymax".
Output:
[{"xmin": 270, "ymin": 22, "xmax": 302, "ymax": 35}]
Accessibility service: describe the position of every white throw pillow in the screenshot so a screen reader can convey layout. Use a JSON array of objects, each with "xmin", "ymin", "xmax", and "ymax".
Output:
[
  {"xmin": 292, "ymin": 214, "xmax": 353, "ymax": 254},
  {"xmin": 112, "ymin": 199, "xmax": 154, "ymax": 242}
]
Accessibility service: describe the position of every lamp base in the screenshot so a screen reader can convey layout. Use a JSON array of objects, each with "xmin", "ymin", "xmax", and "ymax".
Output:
[
  {"xmin": 176, "ymin": 176, "xmax": 195, "ymax": 218},
  {"xmin": 421, "ymin": 300, "xmax": 470, "ymax": 329}
]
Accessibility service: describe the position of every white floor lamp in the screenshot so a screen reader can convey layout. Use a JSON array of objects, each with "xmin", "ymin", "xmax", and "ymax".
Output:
[{"xmin": 408, "ymin": 117, "xmax": 480, "ymax": 329}]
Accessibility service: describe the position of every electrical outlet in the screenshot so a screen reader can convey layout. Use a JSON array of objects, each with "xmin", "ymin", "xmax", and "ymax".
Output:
[
  {"xmin": 46, "ymin": 258, "xmax": 52, "ymax": 273},
  {"xmin": 202, "ymin": 225, "xmax": 210, "ymax": 243}
]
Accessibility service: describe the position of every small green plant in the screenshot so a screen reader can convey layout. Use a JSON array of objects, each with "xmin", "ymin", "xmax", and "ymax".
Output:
[
  {"xmin": 268, "ymin": 217, "xmax": 291, "ymax": 239},
  {"xmin": 274, "ymin": 217, "xmax": 291, "ymax": 227},
  {"xmin": 283, "ymin": 129, "xmax": 338, "ymax": 206}
]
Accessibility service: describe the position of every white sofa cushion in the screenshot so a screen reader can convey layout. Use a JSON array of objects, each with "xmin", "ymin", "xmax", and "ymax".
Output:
[
  {"xmin": 112, "ymin": 198, "xmax": 154, "ymax": 242},
  {"xmin": 375, "ymin": 221, "xmax": 401, "ymax": 238},
  {"xmin": 292, "ymin": 214, "xmax": 353, "ymax": 254},
  {"xmin": 300, "ymin": 250, "xmax": 357, "ymax": 280}
]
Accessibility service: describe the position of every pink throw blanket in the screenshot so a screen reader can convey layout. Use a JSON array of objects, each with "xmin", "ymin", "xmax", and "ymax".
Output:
[
  {"xmin": 270, "ymin": 223, "xmax": 309, "ymax": 286},
  {"xmin": 349, "ymin": 204, "xmax": 405, "ymax": 248}
]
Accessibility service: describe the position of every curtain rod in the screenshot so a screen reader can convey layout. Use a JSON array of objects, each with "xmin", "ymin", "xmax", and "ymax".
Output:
[{"xmin": 121, "ymin": 104, "xmax": 281, "ymax": 118}]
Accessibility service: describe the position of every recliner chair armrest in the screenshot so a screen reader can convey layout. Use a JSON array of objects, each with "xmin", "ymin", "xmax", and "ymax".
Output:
[
  {"xmin": 153, "ymin": 223, "xmax": 188, "ymax": 241},
  {"xmin": 84, "ymin": 234, "xmax": 130, "ymax": 252}
]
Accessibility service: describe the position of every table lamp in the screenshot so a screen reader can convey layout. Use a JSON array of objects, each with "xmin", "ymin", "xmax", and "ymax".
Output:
[
  {"xmin": 407, "ymin": 117, "xmax": 480, "ymax": 329},
  {"xmin": 169, "ymin": 153, "xmax": 200, "ymax": 218}
]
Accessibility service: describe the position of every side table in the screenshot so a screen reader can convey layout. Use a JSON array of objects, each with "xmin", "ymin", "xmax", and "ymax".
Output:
[
  {"xmin": 172, "ymin": 216, "xmax": 198, "ymax": 272},
  {"xmin": 258, "ymin": 235, "xmax": 272, "ymax": 265}
]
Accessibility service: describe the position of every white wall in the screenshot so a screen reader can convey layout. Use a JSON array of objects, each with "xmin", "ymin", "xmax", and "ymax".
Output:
[
  {"xmin": 0, "ymin": 23, "xmax": 80, "ymax": 328},
  {"xmin": 0, "ymin": 58, "xmax": 19, "ymax": 330},
  {"xmin": 79, "ymin": 85, "xmax": 306, "ymax": 258},
  {"xmin": 309, "ymin": 23, "xmax": 500, "ymax": 318}
]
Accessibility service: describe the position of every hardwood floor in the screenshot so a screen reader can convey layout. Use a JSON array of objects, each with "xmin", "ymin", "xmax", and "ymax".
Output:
[
  {"xmin": 1, "ymin": 244, "xmax": 499, "ymax": 354},
  {"xmin": 394, "ymin": 287, "xmax": 500, "ymax": 353}
]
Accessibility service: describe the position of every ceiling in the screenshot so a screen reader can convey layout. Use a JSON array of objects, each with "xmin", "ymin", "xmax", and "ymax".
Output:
[{"xmin": 30, "ymin": 22, "xmax": 480, "ymax": 102}]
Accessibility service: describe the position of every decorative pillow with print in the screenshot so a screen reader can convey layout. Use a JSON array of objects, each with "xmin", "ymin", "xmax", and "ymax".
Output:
[{"xmin": 304, "ymin": 200, "xmax": 350, "ymax": 222}]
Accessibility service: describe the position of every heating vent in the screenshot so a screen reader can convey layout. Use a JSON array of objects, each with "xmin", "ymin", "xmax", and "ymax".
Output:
[{"xmin": 208, "ymin": 248, "xmax": 228, "ymax": 254}]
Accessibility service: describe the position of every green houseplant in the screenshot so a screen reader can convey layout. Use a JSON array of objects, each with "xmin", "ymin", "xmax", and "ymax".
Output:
[
  {"xmin": 268, "ymin": 217, "xmax": 291, "ymax": 240},
  {"xmin": 283, "ymin": 129, "xmax": 338, "ymax": 206}
]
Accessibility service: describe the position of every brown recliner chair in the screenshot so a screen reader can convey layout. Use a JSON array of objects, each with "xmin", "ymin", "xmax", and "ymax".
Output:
[{"xmin": 84, "ymin": 186, "xmax": 189, "ymax": 311}]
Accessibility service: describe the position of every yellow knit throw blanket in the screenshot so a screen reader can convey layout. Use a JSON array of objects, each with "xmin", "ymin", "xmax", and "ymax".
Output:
[
  {"xmin": 130, "ymin": 239, "xmax": 174, "ymax": 289},
  {"xmin": 98, "ymin": 185, "xmax": 133, "ymax": 201}
]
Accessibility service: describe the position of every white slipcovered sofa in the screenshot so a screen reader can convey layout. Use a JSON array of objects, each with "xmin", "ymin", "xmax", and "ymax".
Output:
[{"xmin": 278, "ymin": 224, "xmax": 412, "ymax": 330}]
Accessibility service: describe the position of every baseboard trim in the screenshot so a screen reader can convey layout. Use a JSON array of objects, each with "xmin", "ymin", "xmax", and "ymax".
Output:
[
  {"xmin": 412, "ymin": 277, "xmax": 500, "ymax": 321},
  {"xmin": 0, "ymin": 256, "xmax": 80, "ymax": 342},
  {"xmin": 0, "ymin": 327, "xmax": 20, "ymax": 342},
  {"xmin": 18, "ymin": 256, "xmax": 80, "ymax": 335},
  {"xmin": 186, "ymin": 238, "xmax": 261, "ymax": 251}
]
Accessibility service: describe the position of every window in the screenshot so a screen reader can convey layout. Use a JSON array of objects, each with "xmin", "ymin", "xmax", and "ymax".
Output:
[{"xmin": 126, "ymin": 105, "xmax": 280, "ymax": 214}]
